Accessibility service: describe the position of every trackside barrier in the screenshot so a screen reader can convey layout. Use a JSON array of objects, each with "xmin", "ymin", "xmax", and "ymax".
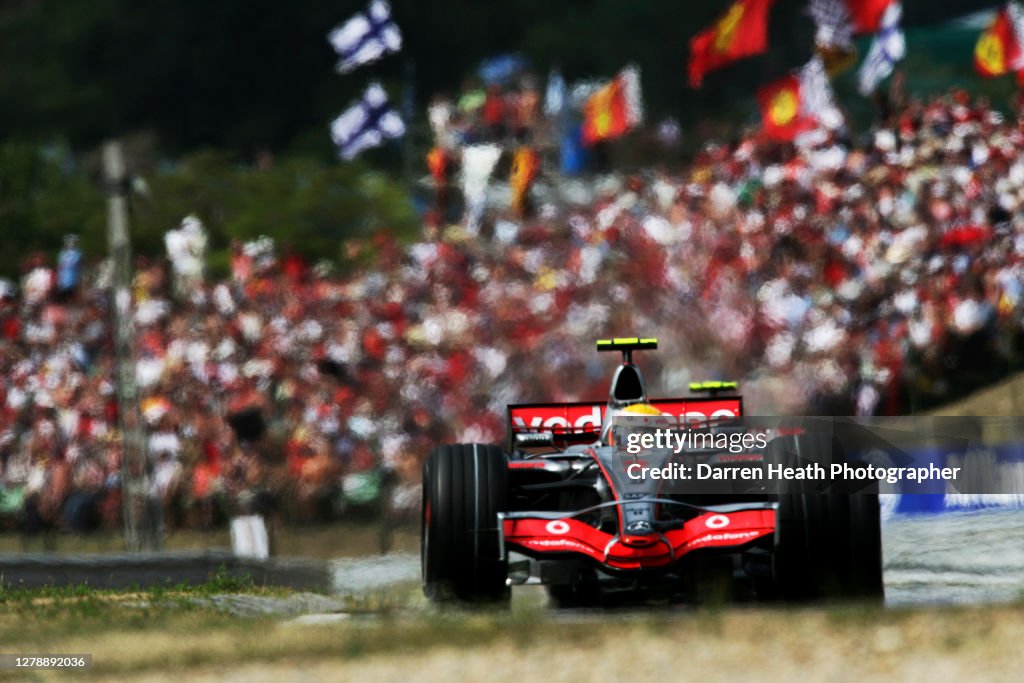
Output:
[
  {"xmin": 0, "ymin": 550, "xmax": 331, "ymax": 590},
  {"xmin": 892, "ymin": 442, "xmax": 1024, "ymax": 514}
]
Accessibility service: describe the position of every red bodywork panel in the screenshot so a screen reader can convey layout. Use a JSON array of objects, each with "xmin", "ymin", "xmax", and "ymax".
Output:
[{"xmin": 503, "ymin": 509, "xmax": 774, "ymax": 570}]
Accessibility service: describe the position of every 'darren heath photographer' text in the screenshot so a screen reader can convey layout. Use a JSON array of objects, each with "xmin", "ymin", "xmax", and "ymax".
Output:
[{"xmin": 624, "ymin": 461, "xmax": 962, "ymax": 485}]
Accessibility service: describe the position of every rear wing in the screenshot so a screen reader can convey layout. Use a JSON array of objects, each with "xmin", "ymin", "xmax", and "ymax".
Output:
[
  {"xmin": 507, "ymin": 396, "xmax": 743, "ymax": 448},
  {"xmin": 596, "ymin": 337, "xmax": 658, "ymax": 364},
  {"xmin": 595, "ymin": 337, "xmax": 659, "ymax": 351}
]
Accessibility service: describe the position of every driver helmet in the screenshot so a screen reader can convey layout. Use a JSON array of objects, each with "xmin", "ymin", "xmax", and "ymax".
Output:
[
  {"xmin": 606, "ymin": 402, "xmax": 666, "ymax": 445},
  {"xmin": 619, "ymin": 403, "xmax": 662, "ymax": 418}
]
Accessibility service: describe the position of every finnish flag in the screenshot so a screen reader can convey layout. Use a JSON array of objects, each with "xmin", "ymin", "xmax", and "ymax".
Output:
[
  {"xmin": 858, "ymin": 2, "xmax": 904, "ymax": 96},
  {"xmin": 328, "ymin": 0, "xmax": 402, "ymax": 75},
  {"xmin": 330, "ymin": 83, "xmax": 405, "ymax": 160}
]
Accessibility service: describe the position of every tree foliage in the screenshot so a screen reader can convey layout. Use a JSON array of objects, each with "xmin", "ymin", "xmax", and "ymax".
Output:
[
  {"xmin": 0, "ymin": 142, "xmax": 415, "ymax": 277},
  {"xmin": 132, "ymin": 152, "xmax": 417, "ymax": 270},
  {"xmin": 0, "ymin": 140, "xmax": 106, "ymax": 275}
]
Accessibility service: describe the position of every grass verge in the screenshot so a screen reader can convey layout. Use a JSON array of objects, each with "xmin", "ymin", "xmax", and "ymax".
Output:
[{"xmin": 0, "ymin": 583, "xmax": 1023, "ymax": 682}]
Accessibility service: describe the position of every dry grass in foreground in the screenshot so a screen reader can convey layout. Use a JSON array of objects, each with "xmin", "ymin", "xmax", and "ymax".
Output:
[
  {"xmin": 3, "ymin": 587, "xmax": 1023, "ymax": 683},
  {"xmin": 0, "ymin": 521, "xmax": 419, "ymax": 558}
]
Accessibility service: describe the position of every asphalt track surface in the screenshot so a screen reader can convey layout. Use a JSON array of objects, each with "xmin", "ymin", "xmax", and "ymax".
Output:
[
  {"xmin": 882, "ymin": 508, "xmax": 1024, "ymax": 607},
  {"xmin": 328, "ymin": 509, "xmax": 1024, "ymax": 608}
]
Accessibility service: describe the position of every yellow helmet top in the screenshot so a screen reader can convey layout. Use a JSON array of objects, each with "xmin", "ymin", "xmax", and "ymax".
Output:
[{"xmin": 620, "ymin": 403, "xmax": 662, "ymax": 416}]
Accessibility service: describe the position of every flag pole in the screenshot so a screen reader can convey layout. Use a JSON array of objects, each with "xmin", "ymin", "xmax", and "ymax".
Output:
[{"xmin": 103, "ymin": 141, "xmax": 156, "ymax": 552}]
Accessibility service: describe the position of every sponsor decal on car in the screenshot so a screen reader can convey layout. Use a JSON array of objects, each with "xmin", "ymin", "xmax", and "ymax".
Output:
[
  {"xmin": 545, "ymin": 520, "xmax": 571, "ymax": 535},
  {"xmin": 689, "ymin": 530, "xmax": 762, "ymax": 547},
  {"xmin": 508, "ymin": 399, "xmax": 742, "ymax": 433},
  {"xmin": 510, "ymin": 404, "xmax": 603, "ymax": 431},
  {"xmin": 705, "ymin": 514, "xmax": 731, "ymax": 529},
  {"xmin": 522, "ymin": 538, "xmax": 592, "ymax": 553},
  {"xmin": 508, "ymin": 461, "xmax": 551, "ymax": 469}
]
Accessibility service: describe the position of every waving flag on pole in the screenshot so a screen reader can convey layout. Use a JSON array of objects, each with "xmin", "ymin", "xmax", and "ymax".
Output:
[
  {"xmin": 689, "ymin": 0, "xmax": 775, "ymax": 88},
  {"xmin": 858, "ymin": 2, "xmax": 904, "ymax": 95},
  {"xmin": 581, "ymin": 66, "xmax": 643, "ymax": 146},
  {"xmin": 509, "ymin": 146, "xmax": 541, "ymax": 218},
  {"xmin": 328, "ymin": 0, "xmax": 402, "ymax": 75},
  {"xmin": 809, "ymin": 0, "xmax": 893, "ymax": 50},
  {"xmin": 975, "ymin": 3, "xmax": 1024, "ymax": 78},
  {"xmin": 330, "ymin": 83, "xmax": 405, "ymax": 160},
  {"xmin": 758, "ymin": 57, "xmax": 843, "ymax": 142},
  {"xmin": 810, "ymin": 0, "xmax": 854, "ymax": 50}
]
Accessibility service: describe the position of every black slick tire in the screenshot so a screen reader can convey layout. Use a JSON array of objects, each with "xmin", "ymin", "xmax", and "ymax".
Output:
[{"xmin": 422, "ymin": 443, "xmax": 510, "ymax": 603}]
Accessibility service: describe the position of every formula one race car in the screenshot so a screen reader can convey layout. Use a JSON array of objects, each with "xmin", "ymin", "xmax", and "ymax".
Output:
[{"xmin": 421, "ymin": 338, "xmax": 883, "ymax": 606}]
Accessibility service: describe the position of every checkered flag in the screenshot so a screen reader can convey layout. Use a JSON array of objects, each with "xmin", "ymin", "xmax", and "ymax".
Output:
[
  {"xmin": 1010, "ymin": 2, "xmax": 1024, "ymax": 70},
  {"xmin": 799, "ymin": 56, "xmax": 844, "ymax": 130},
  {"xmin": 809, "ymin": 0, "xmax": 853, "ymax": 50}
]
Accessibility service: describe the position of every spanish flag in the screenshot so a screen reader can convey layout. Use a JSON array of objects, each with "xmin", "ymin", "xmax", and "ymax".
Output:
[
  {"xmin": 426, "ymin": 147, "xmax": 451, "ymax": 183},
  {"xmin": 975, "ymin": 4, "xmax": 1024, "ymax": 78},
  {"xmin": 510, "ymin": 146, "xmax": 540, "ymax": 217},
  {"xmin": 581, "ymin": 66, "xmax": 643, "ymax": 147},
  {"xmin": 689, "ymin": 0, "xmax": 775, "ymax": 88}
]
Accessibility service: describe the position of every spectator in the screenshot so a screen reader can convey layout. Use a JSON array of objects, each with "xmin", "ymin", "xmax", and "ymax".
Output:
[
  {"xmin": 56, "ymin": 235, "xmax": 82, "ymax": 302},
  {"xmin": 164, "ymin": 215, "xmax": 207, "ymax": 301}
]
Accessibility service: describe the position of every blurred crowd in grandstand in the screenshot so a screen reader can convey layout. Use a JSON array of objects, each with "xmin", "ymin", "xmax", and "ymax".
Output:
[{"xmin": 1, "ymin": 81, "xmax": 1024, "ymax": 539}]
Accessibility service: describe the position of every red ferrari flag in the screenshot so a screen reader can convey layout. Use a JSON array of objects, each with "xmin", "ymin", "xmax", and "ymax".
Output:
[
  {"xmin": 975, "ymin": 3, "xmax": 1024, "ymax": 78},
  {"xmin": 758, "ymin": 75, "xmax": 813, "ymax": 142},
  {"xmin": 581, "ymin": 66, "xmax": 643, "ymax": 146},
  {"xmin": 689, "ymin": 0, "xmax": 775, "ymax": 88},
  {"xmin": 758, "ymin": 57, "xmax": 842, "ymax": 142}
]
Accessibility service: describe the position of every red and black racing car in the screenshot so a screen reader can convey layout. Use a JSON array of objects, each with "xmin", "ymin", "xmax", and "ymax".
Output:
[{"xmin": 421, "ymin": 338, "xmax": 883, "ymax": 606}]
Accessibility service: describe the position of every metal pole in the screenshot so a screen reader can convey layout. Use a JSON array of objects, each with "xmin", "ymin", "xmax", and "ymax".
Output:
[{"xmin": 103, "ymin": 141, "xmax": 153, "ymax": 551}]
